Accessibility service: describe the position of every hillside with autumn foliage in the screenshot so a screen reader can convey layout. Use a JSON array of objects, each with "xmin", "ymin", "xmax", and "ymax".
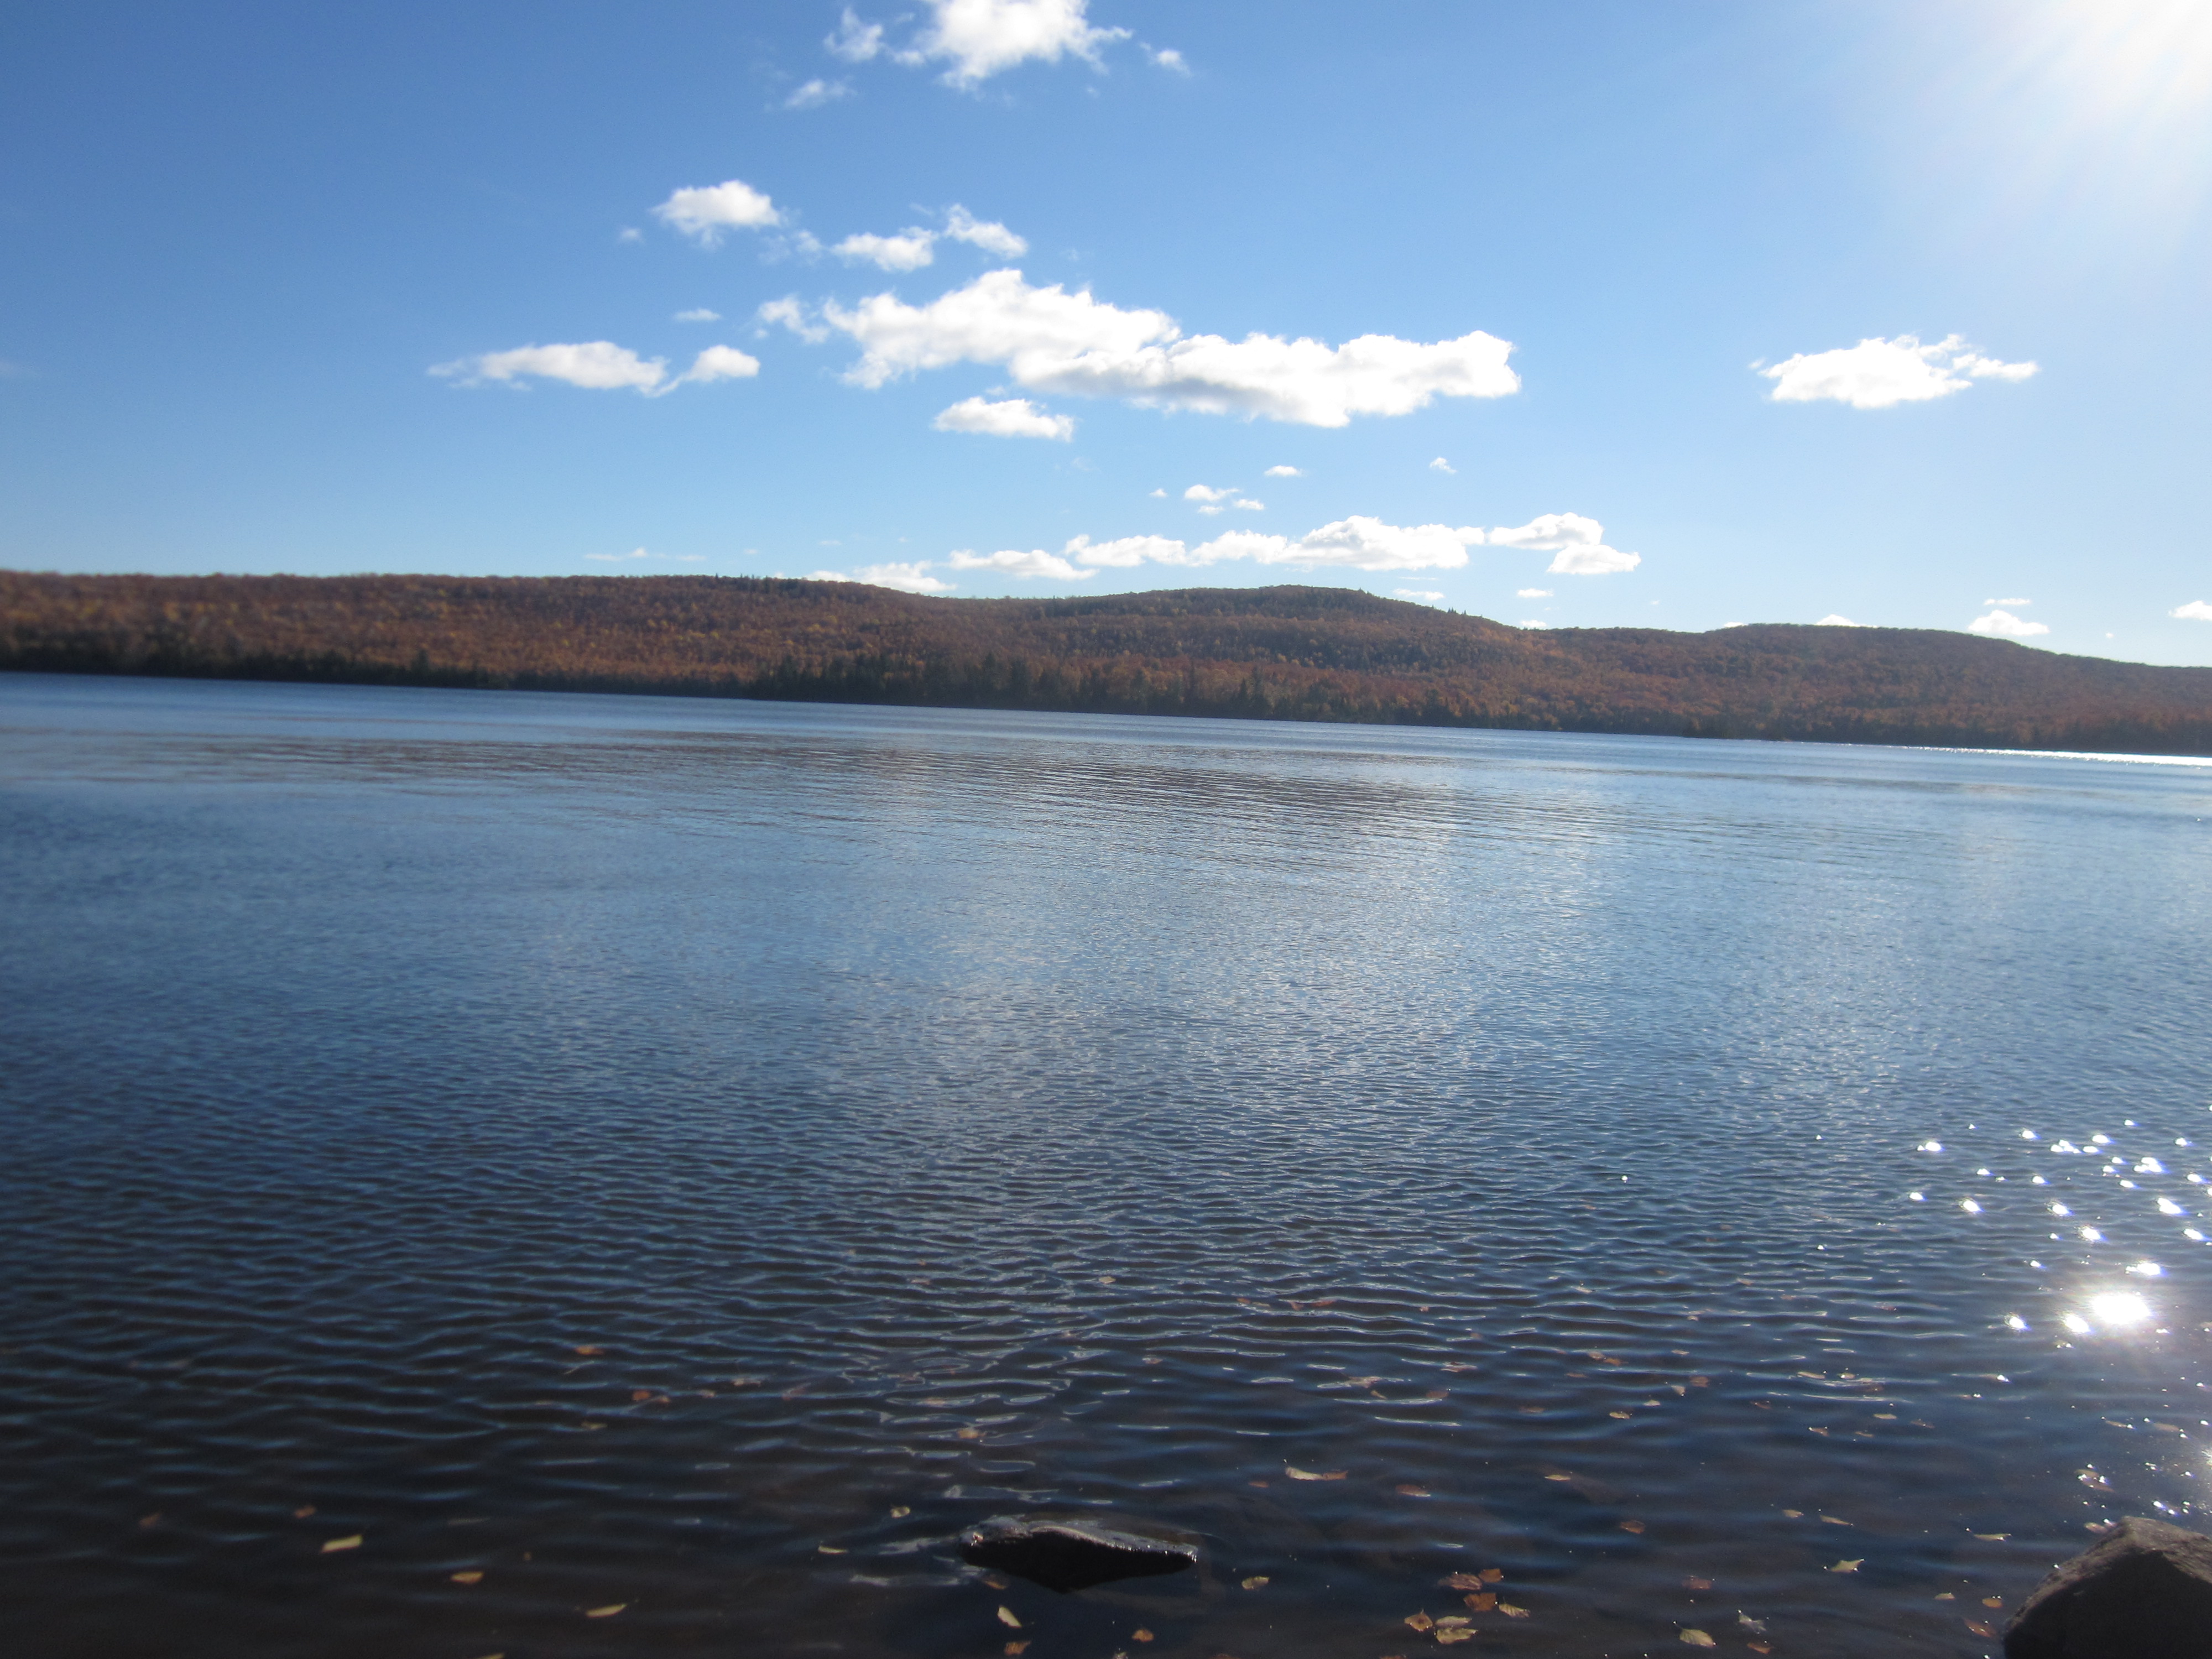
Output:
[{"xmin": 4, "ymin": 570, "xmax": 2210, "ymax": 755}]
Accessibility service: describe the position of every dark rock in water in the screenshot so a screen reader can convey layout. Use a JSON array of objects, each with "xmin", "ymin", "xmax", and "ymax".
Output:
[
  {"xmin": 2006, "ymin": 1516, "xmax": 2212, "ymax": 1658},
  {"xmin": 959, "ymin": 1515, "xmax": 1199, "ymax": 1594}
]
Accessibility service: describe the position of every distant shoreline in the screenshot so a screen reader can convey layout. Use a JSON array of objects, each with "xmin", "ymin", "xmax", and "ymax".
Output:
[{"xmin": 7, "ymin": 570, "xmax": 2211, "ymax": 758}]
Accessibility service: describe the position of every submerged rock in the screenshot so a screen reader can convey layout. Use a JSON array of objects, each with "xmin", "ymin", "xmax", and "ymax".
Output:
[
  {"xmin": 959, "ymin": 1514, "xmax": 1200, "ymax": 1594},
  {"xmin": 2006, "ymin": 1516, "xmax": 2212, "ymax": 1658}
]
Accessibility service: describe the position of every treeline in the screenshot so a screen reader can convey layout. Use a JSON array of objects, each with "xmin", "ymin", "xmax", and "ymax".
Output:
[{"xmin": 4, "ymin": 570, "xmax": 2211, "ymax": 755}]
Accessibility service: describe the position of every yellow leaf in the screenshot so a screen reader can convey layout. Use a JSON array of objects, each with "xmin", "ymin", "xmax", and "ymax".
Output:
[
  {"xmin": 1499, "ymin": 1603, "xmax": 1531, "ymax": 1618},
  {"xmin": 1405, "ymin": 1612, "xmax": 1436, "ymax": 1631},
  {"xmin": 1983, "ymin": 1597, "xmax": 2004, "ymax": 1608},
  {"xmin": 1821, "ymin": 1515, "xmax": 1852, "ymax": 1527},
  {"xmin": 1619, "ymin": 1520, "xmax": 1646, "ymax": 1534},
  {"xmin": 1480, "ymin": 1568, "xmax": 1503, "ymax": 1583},
  {"xmin": 1544, "ymin": 1473, "xmax": 1572, "ymax": 1481},
  {"xmin": 291, "ymin": 1505, "xmax": 315, "ymax": 1520},
  {"xmin": 957, "ymin": 1428, "xmax": 984, "ymax": 1441},
  {"xmin": 1829, "ymin": 1559, "xmax": 1862, "ymax": 1573},
  {"xmin": 1397, "ymin": 1484, "xmax": 1432, "ymax": 1497},
  {"xmin": 1683, "ymin": 1577, "xmax": 1712, "ymax": 1590},
  {"xmin": 1609, "ymin": 1410, "xmax": 1634, "ymax": 1420},
  {"xmin": 1133, "ymin": 1630, "xmax": 1154, "ymax": 1643},
  {"xmin": 1241, "ymin": 1575, "xmax": 1269, "ymax": 1590},
  {"xmin": 1681, "ymin": 1632, "xmax": 1717, "ymax": 1648},
  {"xmin": 1966, "ymin": 1622, "xmax": 1996, "ymax": 1639},
  {"xmin": 1442, "ymin": 1573, "xmax": 1484, "ymax": 1590},
  {"xmin": 1464, "ymin": 1593, "xmax": 1497, "ymax": 1612},
  {"xmin": 585, "ymin": 1604, "xmax": 625, "ymax": 1619},
  {"xmin": 573, "ymin": 1345, "xmax": 602, "ymax": 1355},
  {"xmin": 818, "ymin": 1545, "xmax": 847, "ymax": 1554},
  {"xmin": 1005, "ymin": 1645, "xmax": 1030, "ymax": 1657},
  {"xmin": 997, "ymin": 1606, "xmax": 1022, "ymax": 1629},
  {"xmin": 1782, "ymin": 1509, "xmax": 1804, "ymax": 1518},
  {"xmin": 1285, "ymin": 1466, "xmax": 1345, "ymax": 1480},
  {"xmin": 451, "ymin": 1570, "xmax": 484, "ymax": 1584},
  {"xmin": 321, "ymin": 1535, "xmax": 362, "ymax": 1553},
  {"xmin": 1934, "ymin": 1593, "xmax": 1957, "ymax": 1601},
  {"xmin": 890, "ymin": 1506, "xmax": 911, "ymax": 1518},
  {"xmin": 1436, "ymin": 1616, "xmax": 1469, "ymax": 1627},
  {"xmin": 1436, "ymin": 1630, "xmax": 1473, "ymax": 1645}
]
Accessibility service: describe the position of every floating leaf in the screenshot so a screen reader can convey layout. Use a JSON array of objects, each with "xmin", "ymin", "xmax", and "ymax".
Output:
[
  {"xmin": 1736, "ymin": 1613, "xmax": 1766, "ymax": 1634},
  {"xmin": 1829, "ymin": 1559, "xmax": 1862, "ymax": 1573},
  {"xmin": 1782, "ymin": 1510, "xmax": 1804, "ymax": 1519},
  {"xmin": 1975, "ymin": 1533, "xmax": 2010, "ymax": 1541},
  {"xmin": 1982, "ymin": 1597, "xmax": 2004, "ymax": 1608},
  {"xmin": 1620, "ymin": 1520, "xmax": 1647, "ymax": 1535},
  {"xmin": 1934, "ymin": 1593, "xmax": 1957, "ymax": 1601},
  {"xmin": 321, "ymin": 1535, "xmax": 363, "ymax": 1553},
  {"xmin": 1480, "ymin": 1568, "xmax": 1504, "ymax": 1583},
  {"xmin": 1436, "ymin": 1630, "xmax": 1473, "ymax": 1645},
  {"xmin": 451, "ymin": 1570, "xmax": 484, "ymax": 1584},
  {"xmin": 890, "ymin": 1505, "xmax": 911, "ymax": 1519},
  {"xmin": 1005, "ymin": 1645, "xmax": 1030, "ymax": 1657},
  {"xmin": 1821, "ymin": 1515, "xmax": 1853, "ymax": 1527},
  {"xmin": 1517, "ymin": 1406, "xmax": 1546, "ymax": 1415},
  {"xmin": 585, "ymin": 1604, "xmax": 625, "ymax": 1619},
  {"xmin": 1435, "ymin": 1616, "xmax": 1469, "ymax": 1627},
  {"xmin": 1241, "ymin": 1575, "xmax": 1269, "ymax": 1590},
  {"xmin": 818, "ymin": 1545, "xmax": 847, "ymax": 1555},
  {"xmin": 1808, "ymin": 1426, "xmax": 1830, "ymax": 1437},
  {"xmin": 1499, "ymin": 1602, "xmax": 1531, "ymax": 1618},
  {"xmin": 1545, "ymin": 1473, "xmax": 1573, "ymax": 1483},
  {"xmin": 631, "ymin": 1390, "xmax": 653, "ymax": 1403},
  {"xmin": 997, "ymin": 1606, "xmax": 1022, "ymax": 1629},
  {"xmin": 138, "ymin": 1514, "xmax": 161, "ymax": 1528},
  {"xmin": 1405, "ymin": 1613, "xmax": 1436, "ymax": 1631},
  {"xmin": 1610, "ymin": 1410, "xmax": 1634, "ymax": 1420},
  {"xmin": 1748, "ymin": 1646, "xmax": 1771, "ymax": 1655},
  {"xmin": 1966, "ymin": 1622, "xmax": 1996, "ymax": 1639},
  {"xmin": 292, "ymin": 1506, "xmax": 315, "ymax": 1520},
  {"xmin": 1286, "ymin": 1466, "xmax": 1345, "ymax": 1481},
  {"xmin": 1463, "ymin": 1593, "xmax": 1497, "ymax": 1612},
  {"xmin": 1397, "ymin": 1484, "xmax": 1432, "ymax": 1497},
  {"xmin": 1133, "ymin": 1630, "xmax": 1154, "ymax": 1644},
  {"xmin": 573, "ymin": 1345, "xmax": 602, "ymax": 1356},
  {"xmin": 957, "ymin": 1427, "xmax": 984, "ymax": 1441},
  {"xmin": 1684, "ymin": 1577, "xmax": 1712, "ymax": 1591},
  {"xmin": 1442, "ymin": 1574, "xmax": 1485, "ymax": 1591},
  {"xmin": 1680, "ymin": 1631, "xmax": 1717, "ymax": 1647}
]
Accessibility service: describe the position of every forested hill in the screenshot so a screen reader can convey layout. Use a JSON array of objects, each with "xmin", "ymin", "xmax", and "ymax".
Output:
[{"xmin": 5, "ymin": 570, "xmax": 2211, "ymax": 755}]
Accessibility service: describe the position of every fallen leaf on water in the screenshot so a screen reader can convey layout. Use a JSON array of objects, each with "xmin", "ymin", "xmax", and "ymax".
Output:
[
  {"xmin": 1405, "ymin": 1613, "xmax": 1436, "ymax": 1631},
  {"xmin": 138, "ymin": 1514, "xmax": 161, "ymax": 1528},
  {"xmin": 1808, "ymin": 1426, "xmax": 1830, "ymax": 1437},
  {"xmin": 1286, "ymin": 1466, "xmax": 1346, "ymax": 1481},
  {"xmin": 1934, "ymin": 1592, "xmax": 1956, "ymax": 1601},
  {"xmin": 818, "ymin": 1545, "xmax": 847, "ymax": 1555},
  {"xmin": 451, "ymin": 1570, "xmax": 484, "ymax": 1584},
  {"xmin": 1684, "ymin": 1577, "xmax": 1712, "ymax": 1591},
  {"xmin": 1248, "ymin": 1479, "xmax": 1269, "ymax": 1488},
  {"xmin": 1620, "ymin": 1520, "xmax": 1647, "ymax": 1535},
  {"xmin": 1005, "ymin": 1644, "xmax": 1030, "ymax": 1657},
  {"xmin": 1691, "ymin": 1376, "xmax": 1710, "ymax": 1387},
  {"xmin": 957, "ymin": 1428, "xmax": 984, "ymax": 1440},
  {"xmin": 1397, "ymin": 1484, "xmax": 1432, "ymax": 1498},
  {"xmin": 1822, "ymin": 1515, "xmax": 1853, "ymax": 1527},
  {"xmin": 1680, "ymin": 1631, "xmax": 1717, "ymax": 1647},
  {"xmin": 292, "ymin": 1505, "xmax": 315, "ymax": 1520},
  {"xmin": 1141, "ymin": 1357, "xmax": 1162, "ymax": 1366},
  {"xmin": 783, "ymin": 1383, "xmax": 810, "ymax": 1399},
  {"xmin": 890, "ymin": 1505, "xmax": 911, "ymax": 1518},
  {"xmin": 729, "ymin": 1375, "xmax": 760, "ymax": 1387},
  {"xmin": 1782, "ymin": 1510, "xmax": 1804, "ymax": 1519},
  {"xmin": 1442, "ymin": 1573, "xmax": 1485, "ymax": 1590},
  {"xmin": 1425, "ymin": 1389, "xmax": 1448, "ymax": 1400},
  {"xmin": 1982, "ymin": 1596, "xmax": 2003, "ymax": 1608},
  {"xmin": 1975, "ymin": 1533, "xmax": 2010, "ymax": 1541},
  {"xmin": 998, "ymin": 1606, "xmax": 1022, "ymax": 1629},
  {"xmin": 1829, "ymin": 1559, "xmax": 1862, "ymax": 1573},
  {"xmin": 1242, "ymin": 1576, "xmax": 1270, "ymax": 1590},
  {"xmin": 585, "ymin": 1604, "xmax": 625, "ymax": 1619},
  {"xmin": 982, "ymin": 1574, "xmax": 1010, "ymax": 1589},
  {"xmin": 1736, "ymin": 1613, "xmax": 1766, "ymax": 1634},
  {"xmin": 1133, "ymin": 1630, "xmax": 1154, "ymax": 1644},
  {"xmin": 1480, "ymin": 1568, "xmax": 1504, "ymax": 1583},
  {"xmin": 573, "ymin": 1345, "xmax": 602, "ymax": 1356},
  {"xmin": 631, "ymin": 1390, "xmax": 653, "ymax": 1403},
  {"xmin": 1463, "ymin": 1593, "xmax": 1497, "ymax": 1612},
  {"xmin": 580, "ymin": 1421, "xmax": 606, "ymax": 1431},
  {"xmin": 1518, "ymin": 1406, "xmax": 1546, "ymax": 1415},
  {"xmin": 1966, "ymin": 1621, "xmax": 1996, "ymax": 1638},
  {"xmin": 1610, "ymin": 1410, "xmax": 1634, "ymax": 1420},
  {"xmin": 1499, "ymin": 1603, "xmax": 1531, "ymax": 1618},
  {"xmin": 1748, "ymin": 1645, "xmax": 1771, "ymax": 1655},
  {"xmin": 1436, "ymin": 1616, "xmax": 1469, "ymax": 1627},
  {"xmin": 321, "ymin": 1536, "xmax": 362, "ymax": 1553},
  {"xmin": 1545, "ymin": 1473, "xmax": 1573, "ymax": 1483},
  {"xmin": 1436, "ymin": 1630, "xmax": 1473, "ymax": 1645}
]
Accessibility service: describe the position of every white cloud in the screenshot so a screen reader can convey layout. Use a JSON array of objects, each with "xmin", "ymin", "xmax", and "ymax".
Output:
[
  {"xmin": 586, "ymin": 547, "xmax": 705, "ymax": 564},
  {"xmin": 1148, "ymin": 45, "xmax": 1188, "ymax": 73},
  {"xmin": 842, "ymin": 561, "xmax": 956, "ymax": 593},
  {"xmin": 1970, "ymin": 608, "xmax": 2051, "ymax": 637},
  {"xmin": 429, "ymin": 341, "xmax": 756, "ymax": 395},
  {"xmin": 1986, "ymin": 596, "xmax": 2031, "ymax": 606},
  {"xmin": 1518, "ymin": 619, "xmax": 1549, "ymax": 630},
  {"xmin": 616, "ymin": 227, "xmax": 643, "ymax": 244},
  {"xmin": 1516, "ymin": 587, "xmax": 1552, "ymax": 598},
  {"xmin": 785, "ymin": 77, "xmax": 852, "ymax": 109},
  {"xmin": 2174, "ymin": 600, "xmax": 2212, "ymax": 622},
  {"xmin": 1264, "ymin": 465, "xmax": 1302, "ymax": 478},
  {"xmin": 1395, "ymin": 588, "xmax": 1446, "ymax": 604},
  {"xmin": 432, "ymin": 341, "xmax": 667, "ymax": 393},
  {"xmin": 835, "ymin": 229, "xmax": 938, "ymax": 271},
  {"xmin": 946, "ymin": 547, "xmax": 1094, "ymax": 580},
  {"xmin": 1815, "ymin": 614, "xmax": 1867, "ymax": 627},
  {"xmin": 807, "ymin": 268, "xmax": 1519, "ymax": 426},
  {"xmin": 1232, "ymin": 498, "xmax": 1266, "ymax": 512},
  {"xmin": 942, "ymin": 205, "xmax": 1026, "ymax": 258},
  {"xmin": 1487, "ymin": 512, "xmax": 1640, "ymax": 575},
  {"xmin": 1062, "ymin": 533, "xmax": 1194, "ymax": 567},
  {"xmin": 1760, "ymin": 334, "xmax": 2038, "ymax": 409},
  {"xmin": 755, "ymin": 296, "xmax": 830, "ymax": 343},
  {"xmin": 676, "ymin": 345, "xmax": 761, "ymax": 385},
  {"xmin": 654, "ymin": 179, "xmax": 784, "ymax": 244},
  {"xmin": 1185, "ymin": 483, "xmax": 1235, "ymax": 502},
  {"xmin": 1063, "ymin": 516, "xmax": 1484, "ymax": 574},
  {"xmin": 931, "ymin": 395, "xmax": 1074, "ymax": 439},
  {"xmin": 899, "ymin": 0, "xmax": 1131, "ymax": 87},
  {"xmin": 826, "ymin": 8, "xmax": 885, "ymax": 61},
  {"xmin": 1429, "ymin": 456, "xmax": 1455, "ymax": 473},
  {"xmin": 1146, "ymin": 487, "xmax": 1166, "ymax": 498},
  {"xmin": 674, "ymin": 307, "xmax": 722, "ymax": 322}
]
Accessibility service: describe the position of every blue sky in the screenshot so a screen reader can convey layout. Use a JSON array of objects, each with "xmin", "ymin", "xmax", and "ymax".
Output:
[{"xmin": 4, "ymin": 1, "xmax": 2209, "ymax": 661}]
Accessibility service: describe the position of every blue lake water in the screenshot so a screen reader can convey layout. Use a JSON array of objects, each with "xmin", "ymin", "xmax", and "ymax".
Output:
[{"xmin": 3, "ymin": 671, "xmax": 2210, "ymax": 1659}]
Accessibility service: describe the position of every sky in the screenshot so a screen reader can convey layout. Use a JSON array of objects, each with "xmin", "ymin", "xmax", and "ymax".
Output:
[{"xmin": 3, "ymin": 1, "xmax": 2210, "ymax": 662}]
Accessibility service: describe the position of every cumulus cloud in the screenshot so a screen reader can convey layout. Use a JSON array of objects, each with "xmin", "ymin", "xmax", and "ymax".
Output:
[
  {"xmin": 1516, "ymin": 587, "xmax": 1552, "ymax": 598},
  {"xmin": 1815, "ymin": 614, "xmax": 1867, "ymax": 627},
  {"xmin": 1429, "ymin": 456, "xmax": 1455, "ymax": 473},
  {"xmin": 1148, "ymin": 46, "xmax": 1188, "ymax": 73},
  {"xmin": 1060, "ymin": 533, "xmax": 1190, "ymax": 567},
  {"xmin": 1185, "ymin": 484, "xmax": 1235, "ymax": 502},
  {"xmin": 429, "ymin": 341, "xmax": 757, "ymax": 395},
  {"xmin": 2174, "ymin": 600, "xmax": 2212, "ymax": 622},
  {"xmin": 794, "ymin": 268, "xmax": 1519, "ymax": 426},
  {"xmin": 1264, "ymin": 464, "xmax": 1302, "ymax": 478},
  {"xmin": 675, "ymin": 307, "xmax": 722, "ymax": 322},
  {"xmin": 1760, "ymin": 334, "xmax": 2039, "ymax": 409},
  {"xmin": 946, "ymin": 547, "xmax": 1094, "ymax": 580},
  {"xmin": 835, "ymin": 229, "xmax": 938, "ymax": 271},
  {"xmin": 826, "ymin": 8, "xmax": 885, "ymax": 60},
  {"xmin": 1486, "ymin": 512, "xmax": 1640, "ymax": 575},
  {"xmin": 654, "ymin": 179, "xmax": 783, "ymax": 244},
  {"xmin": 1058, "ymin": 517, "xmax": 1485, "ymax": 573},
  {"xmin": 755, "ymin": 296, "xmax": 830, "ymax": 343},
  {"xmin": 809, "ymin": 560, "xmax": 954, "ymax": 594},
  {"xmin": 1970, "ymin": 608, "xmax": 2051, "ymax": 638},
  {"xmin": 1231, "ymin": 498, "xmax": 1266, "ymax": 512},
  {"xmin": 931, "ymin": 395, "xmax": 1075, "ymax": 439},
  {"xmin": 943, "ymin": 205, "xmax": 1026, "ymax": 258},
  {"xmin": 785, "ymin": 77, "xmax": 852, "ymax": 109},
  {"xmin": 895, "ymin": 0, "xmax": 1131, "ymax": 87}
]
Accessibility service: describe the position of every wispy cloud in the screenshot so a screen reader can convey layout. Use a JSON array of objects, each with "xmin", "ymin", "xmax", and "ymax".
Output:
[
  {"xmin": 931, "ymin": 395, "xmax": 1074, "ymax": 439},
  {"xmin": 1516, "ymin": 587, "xmax": 1552, "ymax": 598},
  {"xmin": 1428, "ymin": 456, "xmax": 1454, "ymax": 473},
  {"xmin": 826, "ymin": 7, "xmax": 886, "ymax": 61},
  {"xmin": 585, "ymin": 547, "xmax": 706, "ymax": 564},
  {"xmin": 430, "ymin": 342, "xmax": 758, "ymax": 395},
  {"xmin": 674, "ymin": 307, "xmax": 722, "ymax": 323},
  {"xmin": 1759, "ymin": 334, "xmax": 2037, "ymax": 409},
  {"xmin": 834, "ymin": 229, "xmax": 939, "ymax": 271},
  {"xmin": 1985, "ymin": 596, "xmax": 2032, "ymax": 606},
  {"xmin": 784, "ymin": 77, "xmax": 852, "ymax": 109},
  {"xmin": 774, "ymin": 268, "xmax": 1519, "ymax": 426}
]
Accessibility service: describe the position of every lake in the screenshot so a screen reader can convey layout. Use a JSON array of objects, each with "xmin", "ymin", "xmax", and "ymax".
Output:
[{"xmin": 3, "ymin": 671, "xmax": 2210, "ymax": 1659}]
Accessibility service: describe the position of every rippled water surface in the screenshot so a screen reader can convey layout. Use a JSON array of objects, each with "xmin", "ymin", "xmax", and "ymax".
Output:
[{"xmin": 5, "ymin": 673, "xmax": 2212, "ymax": 1659}]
